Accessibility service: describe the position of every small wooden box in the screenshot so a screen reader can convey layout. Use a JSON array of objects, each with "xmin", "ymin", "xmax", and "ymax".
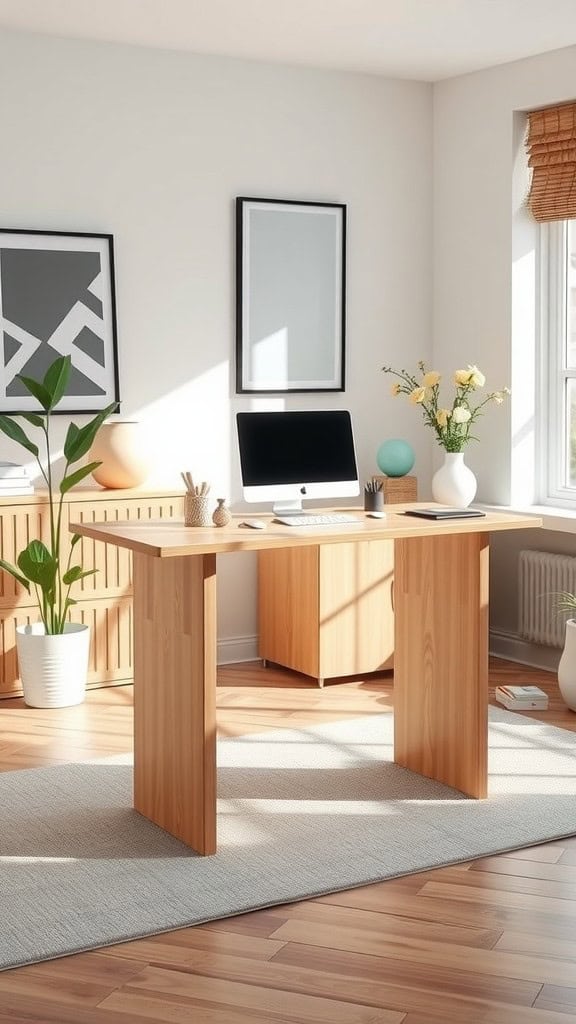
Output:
[{"xmin": 372, "ymin": 474, "xmax": 418, "ymax": 504}]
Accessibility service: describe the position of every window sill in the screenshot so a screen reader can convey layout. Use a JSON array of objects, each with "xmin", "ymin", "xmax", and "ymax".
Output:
[{"xmin": 478, "ymin": 502, "xmax": 576, "ymax": 534}]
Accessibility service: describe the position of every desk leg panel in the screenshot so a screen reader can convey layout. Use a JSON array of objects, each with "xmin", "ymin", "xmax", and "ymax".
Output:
[
  {"xmin": 394, "ymin": 532, "xmax": 489, "ymax": 798},
  {"xmin": 132, "ymin": 552, "xmax": 217, "ymax": 854}
]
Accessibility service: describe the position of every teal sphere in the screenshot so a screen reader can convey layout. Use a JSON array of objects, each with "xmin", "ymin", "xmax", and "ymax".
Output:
[{"xmin": 376, "ymin": 439, "xmax": 415, "ymax": 477}]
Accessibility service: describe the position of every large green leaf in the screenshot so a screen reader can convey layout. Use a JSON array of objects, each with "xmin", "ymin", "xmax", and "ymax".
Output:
[
  {"xmin": 63, "ymin": 566, "xmax": 97, "ymax": 585},
  {"xmin": 63, "ymin": 403, "xmax": 118, "ymax": 464},
  {"xmin": 63, "ymin": 422, "xmax": 80, "ymax": 461},
  {"xmin": 43, "ymin": 355, "xmax": 71, "ymax": 411},
  {"xmin": 0, "ymin": 557, "xmax": 30, "ymax": 592},
  {"xmin": 16, "ymin": 375, "xmax": 52, "ymax": 411},
  {"xmin": 0, "ymin": 416, "xmax": 39, "ymax": 457},
  {"xmin": 60, "ymin": 461, "xmax": 101, "ymax": 494},
  {"xmin": 17, "ymin": 540, "xmax": 57, "ymax": 590}
]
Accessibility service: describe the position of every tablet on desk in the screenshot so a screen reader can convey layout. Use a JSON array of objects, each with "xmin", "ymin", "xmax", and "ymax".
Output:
[{"xmin": 403, "ymin": 507, "xmax": 486, "ymax": 520}]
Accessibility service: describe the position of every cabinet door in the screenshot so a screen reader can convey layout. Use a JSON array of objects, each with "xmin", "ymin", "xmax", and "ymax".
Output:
[
  {"xmin": 68, "ymin": 596, "xmax": 133, "ymax": 685},
  {"xmin": 0, "ymin": 600, "xmax": 134, "ymax": 697},
  {"xmin": 0, "ymin": 607, "xmax": 38, "ymax": 695},
  {"xmin": 259, "ymin": 546, "xmax": 320, "ymax": 678},
  {"xmin": 0, "ymin": 502, "xmax": 51, "ymax": 609},
  {"xmin": 319, "ymin": 539, "xmax": 394, "ymax": 678},
  {"xmin": 67, "ymin": 495, "xmax": 185, "ymax": 598}
]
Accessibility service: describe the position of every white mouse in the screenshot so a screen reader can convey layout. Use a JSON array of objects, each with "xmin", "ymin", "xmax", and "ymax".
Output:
[
  {"xmin": 366, "ymin": 511, "xmax": 386, "ymax": 519},
  {"xmin": 241, "ymin": 518, "xmax": 267, "ymax": 529}
]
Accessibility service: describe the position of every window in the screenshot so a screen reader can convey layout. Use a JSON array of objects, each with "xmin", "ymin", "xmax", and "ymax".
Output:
[{"xmin": 541, "ymin": 219, "xmax": 576, "ymax": 505}]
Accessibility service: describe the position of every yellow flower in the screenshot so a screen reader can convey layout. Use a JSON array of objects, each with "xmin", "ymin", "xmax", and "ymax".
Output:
[
  {"xmin": 454, "ymin": 369, "xmax": 472, "ymax": 386},
  {"xmin": 454, "ymin": 365, "xmax": 486, "ymax": 388},
  {"xmin": 382, "ymin": 363, "xmax": 509, "ymax": 451},
  {"xmin": 409, "ymin": 387, "xmax": 426, "ymax": 404},
  {"xmin": 452, "ymin": 406, "xmax": 471, "ymax": 423},
  {"xmin": 467, "ymin": 364, "xmax": 485, "ymax": 388}
]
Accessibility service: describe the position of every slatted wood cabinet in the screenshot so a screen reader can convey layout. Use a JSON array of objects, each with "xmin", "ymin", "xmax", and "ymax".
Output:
[
  {"xmin": 258, "ymin": 540, "xmax": 394, "ymax": 686},
  {"xmin": 0, "ymin": 488, "xmax": 184, "ymax": 699}
]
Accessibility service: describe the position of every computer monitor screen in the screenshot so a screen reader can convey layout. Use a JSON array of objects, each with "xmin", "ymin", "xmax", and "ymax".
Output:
[{"xmin": 236, "ymin": 410, "xmax": 359, "ymax": 513}]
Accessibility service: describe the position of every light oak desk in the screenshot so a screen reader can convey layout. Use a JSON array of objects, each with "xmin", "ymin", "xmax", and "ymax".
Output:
[{"xmin": 72, "ymin": 506, "xmax": 539, "ymax": 855}]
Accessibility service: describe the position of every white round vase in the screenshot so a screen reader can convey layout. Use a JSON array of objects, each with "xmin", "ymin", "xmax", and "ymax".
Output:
[
  {"xmin": 90, "ymin": 421, "xmax": 149, "ymax": 489},
  {"xmin": 431, "ymin": 452, "xmax": 477, "ymax": 508},
  {"xmin": 558, "ymin": 619, "xmax": 576, "ymax": 712},
  {"xmin": 16, "ymin": 622, "xmax": 90, "ymax": 708}
]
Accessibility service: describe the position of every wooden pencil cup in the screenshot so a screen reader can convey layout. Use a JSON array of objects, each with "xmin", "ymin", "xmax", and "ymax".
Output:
[{"xmin": 184, "ymin": 492, "xmax": 212, "ymax": 527}]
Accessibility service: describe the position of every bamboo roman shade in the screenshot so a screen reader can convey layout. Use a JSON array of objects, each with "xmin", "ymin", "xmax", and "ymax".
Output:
[{"xmin": 526, "ymin": 102, "xmax": 576, "ymax": 222}]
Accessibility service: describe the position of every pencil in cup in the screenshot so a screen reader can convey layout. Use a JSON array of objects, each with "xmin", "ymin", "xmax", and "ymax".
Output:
[
  {"xmin": 364, "ymin": 480, "xmax": 384, "ymax": 512},
  {"xmin": 184, "ymin": 491, "xmax": 212, "ymax": 527}
]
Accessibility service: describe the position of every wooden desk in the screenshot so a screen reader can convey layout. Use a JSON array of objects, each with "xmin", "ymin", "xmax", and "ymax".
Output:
[{"xmin": 71, "ymin": 506, "xmax": 539, "ymax": 855}]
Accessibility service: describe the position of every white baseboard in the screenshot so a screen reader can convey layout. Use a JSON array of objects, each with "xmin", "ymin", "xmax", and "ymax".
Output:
[
  {"xmin": 489, "ymin": 630, "xmax": 561, "ymax": 672},
  {"xmin": 217, "ymin": 630, "xmax": 560, "ymax": 674},
  {"xmin": 217, "ymin": 634, "xmax": 259, "ymax": 665}
]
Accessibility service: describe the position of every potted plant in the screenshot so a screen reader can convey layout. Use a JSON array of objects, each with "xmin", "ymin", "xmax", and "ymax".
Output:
[
  {"xmin": 0, "ymin": 355, "xmax": 116, "ymax": 707},
  {"xmin": 556, "ymin": 591, "xmax": 576, "ymax": 711}
]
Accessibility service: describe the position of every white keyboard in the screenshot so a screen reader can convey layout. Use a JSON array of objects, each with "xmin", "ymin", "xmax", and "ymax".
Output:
[{"xmin": 273, "ymin": 513, "xmax": 362, "ymax": 527}]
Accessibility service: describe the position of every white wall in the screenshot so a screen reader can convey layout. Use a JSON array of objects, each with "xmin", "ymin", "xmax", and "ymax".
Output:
[
  {"xmin": 434, "ymin": 46, "xmax": 576, "ymax": 653},
  {"xmin": 0, "ymin": 29, "xmax": 432, "ymax": 656},
  {"xmin": 434, "ymin": 44, "xmax": 576, "ymax": 502}
]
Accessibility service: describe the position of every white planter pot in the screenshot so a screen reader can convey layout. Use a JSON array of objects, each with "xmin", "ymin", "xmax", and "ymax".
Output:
[
  {"xmin": 16, "ymin": 622, "xmax": 90, "ymax": 708},
  {"xmin": 431, "ymin": 452, "xmax": 477, "ymax": 508},
  {"xmin": 558, "ymin": 618, "xmax": 576, "ymax": 712}
]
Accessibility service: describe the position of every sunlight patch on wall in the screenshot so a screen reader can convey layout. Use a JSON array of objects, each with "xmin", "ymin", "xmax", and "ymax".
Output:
[{"xmin": 132, "ymin": 361, "xmax": 231, "ymax": 496}]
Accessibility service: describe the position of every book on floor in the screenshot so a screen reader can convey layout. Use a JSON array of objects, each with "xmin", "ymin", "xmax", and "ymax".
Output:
[
  {"xmin": 497, "ymin": 685, "xmax": 548, "ymax": 699},
  {"xmin": 494, "ymin": 684, "xmax": 548, "ymax": 710}
]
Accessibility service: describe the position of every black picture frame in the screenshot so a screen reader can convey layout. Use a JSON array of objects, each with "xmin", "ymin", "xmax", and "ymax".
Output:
[
  {"xmin": 236, "ymin": 197, "xmax": 346, "ymax": 394},
  {"xmin": 0, "ymin": 228, "xmax": 120, "ymax": 414}
]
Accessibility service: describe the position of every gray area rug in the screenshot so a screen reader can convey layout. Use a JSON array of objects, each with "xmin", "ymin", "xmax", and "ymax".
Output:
[{"xmin": 1, "ymin": 706, "xmax": 575, "ymax": 970}]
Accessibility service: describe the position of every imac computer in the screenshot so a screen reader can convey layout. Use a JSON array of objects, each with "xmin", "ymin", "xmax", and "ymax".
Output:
[{"xmin": 236, "ymin": 410, "xmax": 359, "ymax": 515}]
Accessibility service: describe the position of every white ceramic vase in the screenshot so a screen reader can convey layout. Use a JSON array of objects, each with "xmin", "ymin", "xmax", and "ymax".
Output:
[
  {"xmin": 431, "ymin": 452, "xmax": 477, "ymax": 508},
  {"xmin": 558, "ymin": 618, "xmax": 576, "ymax": 712},
  {"xmin": 16, "ymin": 622, "xmax": 90, "ymax": 708},
  {"xmin": 90, "ymin": 421, "xmax": 149, "ymax": 489}
]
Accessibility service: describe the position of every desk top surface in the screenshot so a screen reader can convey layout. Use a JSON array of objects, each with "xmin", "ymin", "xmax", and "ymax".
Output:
[{"xmin": 70, "ymin": 504, "xmax": 541, "ymax": 558}]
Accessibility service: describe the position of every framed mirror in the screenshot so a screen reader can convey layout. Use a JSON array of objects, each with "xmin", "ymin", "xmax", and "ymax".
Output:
[{"xmin": 236, "ymin": 197, "xmax": 346, "ymax": 393}]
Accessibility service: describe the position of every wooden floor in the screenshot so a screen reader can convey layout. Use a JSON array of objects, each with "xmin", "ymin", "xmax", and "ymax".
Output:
[{"xmin": 0, "ymin": 658, "xmax": 575, "ymax": 1022}]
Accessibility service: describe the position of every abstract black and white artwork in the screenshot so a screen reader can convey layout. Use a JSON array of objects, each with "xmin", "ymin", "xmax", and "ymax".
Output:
[{"xmin": 0, "ymin": 230, "xmax": 119, "ymax": 413}]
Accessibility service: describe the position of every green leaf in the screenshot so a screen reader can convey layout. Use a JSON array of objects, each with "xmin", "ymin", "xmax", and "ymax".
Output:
[
  {"xmin": 63, "ymin": 403, "xmax": 118, "ymax": 464},
  {"xmin": 0, "ymin": 556, "xmax": 30, "ymax": 592},
  {"xmin": 0, "ymin": 416, "xmax": 39, "ymax": 457},
  {"xmin": 70, "ymin": 533, "xmax": 81, "ymax": 550},
  {"xmin": 17, "ymin": 540, "xmax": 57, "ymax": 591},
  {"xmin": 20, "ymin": 412, "xmax": 45, "ymax": 428},
  {"xmin": 60, "ymin": 461, "xmax": 102, "ymax": 494},
  {"xmin": 63, "ymin": 566, "xmax": 97, "ymax": 585},
  {"xmin": 43, "ymin": 355, "xmax": 71, "ymax": 411},
  {"xmin": 63, "ymin": 422, "xmax": 80, "ymax": 461},
  {"xmin": 16, "ymin": 375, "xmax": 52, "ymax": 411}
]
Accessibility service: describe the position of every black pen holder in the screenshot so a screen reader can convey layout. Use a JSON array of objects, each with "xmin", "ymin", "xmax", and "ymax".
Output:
[{"xmin": 364, "ymin": 487, "xmax": 384, "ymax": 513}]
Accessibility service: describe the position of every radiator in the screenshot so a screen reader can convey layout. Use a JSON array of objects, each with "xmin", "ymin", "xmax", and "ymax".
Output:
[{"xmin": 519, "ymin": 549, "xmax": 576, "ymax": 647}]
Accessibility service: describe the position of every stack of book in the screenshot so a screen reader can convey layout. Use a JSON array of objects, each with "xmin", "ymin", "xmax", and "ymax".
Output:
[
  {"xmin": 494, "ymin": 684, "xmax": 549, "ymax": 711},
  {"xmin": 0, "ymin": 462, "xmax": 34, "ymax": 496}
]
